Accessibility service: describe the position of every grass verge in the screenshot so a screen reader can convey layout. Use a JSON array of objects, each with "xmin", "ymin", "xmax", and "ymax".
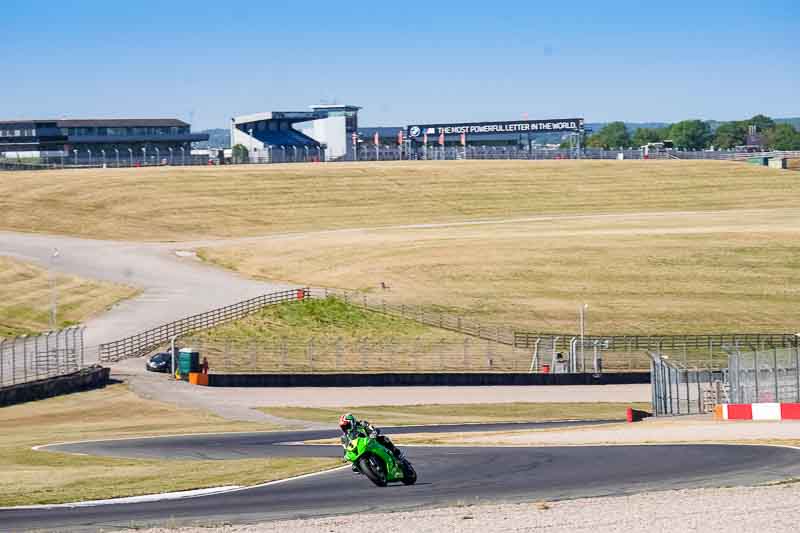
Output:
[
  {"xmin": 192, "ymin": 297, "xmax": 458, "ymax": 343},
  {"xmin": 0, "ymin": 384, "xmax": 339, "ymax": 506},
  {"xmin": 259, "ymin": 402, "xmax": 648, "ymax": 427},
  {"xmin": 200, "ymin": 208, "xmax": 800, "ymax": 334},
  {"xmin": 187, "ymin": 297, "xmax": 471, "ymax": 373},
  {"xmin": 0, "ymin": 256, "xmax": 138, "ymax": 337}
]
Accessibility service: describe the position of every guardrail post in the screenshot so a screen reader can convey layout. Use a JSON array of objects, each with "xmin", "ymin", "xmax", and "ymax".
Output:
[
  {"xmin": 696, "ymin": 368, "xmax": 703, "ymax": 412},
  {"xmin": 55, "ymin": 328, "xmax": 61, "ymax": 375},
  {"xmin": 773, "ymin": 347, "xmax": 780, "ymax": 402},
  {"xmin": 754, "ymin": 348, "xmax": 760, "ymax": 401},
  {"xmin": 684, "ymin": 369, "xmax": 691, "ymax": 413},
  {"xmin": 0, "ymin": 338, "xmax": 5, "ymax": 387},
  {"xmin": 75, "ymin": 327, "xmax": 82, "ymax": 368},
  {"xmin": 795, "ymin": 342, "xmax": 800, "ymax": 403},
  {"xmin": 22, "ymin": 335, "xmax": 28, "ymax": 383}
]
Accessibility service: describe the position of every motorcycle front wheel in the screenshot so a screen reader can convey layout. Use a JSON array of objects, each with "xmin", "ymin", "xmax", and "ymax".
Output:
[{"xmin": 357, "ymin": 455, "xmax": 388, "ymax": 487}]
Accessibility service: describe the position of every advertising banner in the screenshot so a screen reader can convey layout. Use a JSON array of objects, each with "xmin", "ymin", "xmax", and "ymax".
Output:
[{"xmin": 407, "ymin": 118, "xmax": 584, "ymax": 139}]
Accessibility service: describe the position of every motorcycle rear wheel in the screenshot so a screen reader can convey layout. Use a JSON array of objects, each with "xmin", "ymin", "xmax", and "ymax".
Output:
[
  {"xmin": 400, "ymin": 459, "xmax": 417, "ymax": 485},
  {"xmin": 357, "ymin": 455, "xmax": 388, "ymax": 487}
]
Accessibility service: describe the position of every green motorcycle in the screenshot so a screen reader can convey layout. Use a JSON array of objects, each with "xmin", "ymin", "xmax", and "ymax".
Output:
[{"xmin": 344, "ymin": 432, "xmax": 417, "ymax": 487}]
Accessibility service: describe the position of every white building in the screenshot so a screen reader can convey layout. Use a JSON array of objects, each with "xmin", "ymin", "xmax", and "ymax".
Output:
[{"xmin": 231, "ymin": 104, "xmax": 360, "ymax": 162}]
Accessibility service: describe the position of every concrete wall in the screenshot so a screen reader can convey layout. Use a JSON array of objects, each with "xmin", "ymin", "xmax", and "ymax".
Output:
[
  {"xmin": 208, "ymin": 372, "xmax": 650, "ymax": 387},
  {"xmin": 0, "ymin": 366, "xmax": 110, "ymax": 407}
]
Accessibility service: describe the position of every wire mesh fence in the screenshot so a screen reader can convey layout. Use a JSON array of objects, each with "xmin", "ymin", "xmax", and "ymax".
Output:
[
  {"xmin": 727, "ymin": 343, "xmax": 800, "ymax": 404},
  {"xmin": 0, "ymin": 327, "xmax": 86, "ymax": 389},
  {"xmin": 5, "ymin": 149, "xmax": 798, "ymax": 171},
  {"xmin": 648, "ymin": 351, "xmax": 727, "ymax": 416},
  {"xmin": 648, "ymin": 336, "xmax": 800, "ymax": 415},
  {"xmin": 184, "ymin": 336, "xmax": 548, "ymax": 374}
]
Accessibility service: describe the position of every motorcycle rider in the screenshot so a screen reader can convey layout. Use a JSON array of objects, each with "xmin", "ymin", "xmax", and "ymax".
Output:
[{"xmin": 339, "ymin": 413, "xmax": 403, "ymax": 461}]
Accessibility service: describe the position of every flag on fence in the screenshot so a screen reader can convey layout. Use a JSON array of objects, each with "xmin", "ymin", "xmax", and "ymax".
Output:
[
  {"xmin": 397, "ymin": 129, "xmax": 404, "ymax": 146},
  {"xmin": 423, "ymin": 131, "xmax": 428, "ymax": 145},
  {"xmin": 373, "ymin": 131, "xmax": 379, "ymax": 146},
  {"xmin": 438, "ymin": 131, "xmax": 445, "ymax": 146},
  {"xmin": 460, "ymin": 132, "xmax": 466, "ymax": 146}
]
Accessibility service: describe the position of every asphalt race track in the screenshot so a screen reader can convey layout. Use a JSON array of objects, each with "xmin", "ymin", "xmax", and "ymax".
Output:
[{"xmin": 4, "ymin": 421, "xmax": 800, "ymax": 532}]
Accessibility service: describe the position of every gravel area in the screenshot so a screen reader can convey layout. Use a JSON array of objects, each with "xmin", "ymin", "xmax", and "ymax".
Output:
[{"xmin": 133, "ymin": 483, "xmax": 800, "ymax": 532}]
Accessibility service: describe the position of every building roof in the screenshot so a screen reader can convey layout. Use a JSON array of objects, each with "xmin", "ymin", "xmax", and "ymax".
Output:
[
  {"xmin": 0, "ymin": 118, "xmax": 190, "ymax": 127},
  {"xmin": 56, "ymin": 118, "xmax": 189, "ymax": 127},
  {"xmin": 233, "ymin": 112, "xmax": 317, "ymax": 125}
]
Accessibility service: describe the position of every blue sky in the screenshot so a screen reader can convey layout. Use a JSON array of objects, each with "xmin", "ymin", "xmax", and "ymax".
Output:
[{"xmin": 1, "ymin": 0, "xmax": 797, "ymax": 129}]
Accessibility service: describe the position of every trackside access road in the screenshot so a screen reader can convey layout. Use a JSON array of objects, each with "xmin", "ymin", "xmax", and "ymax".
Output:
[{"xmin": 4, "ymin": 421, "xmax": 800, "ymax": 532}]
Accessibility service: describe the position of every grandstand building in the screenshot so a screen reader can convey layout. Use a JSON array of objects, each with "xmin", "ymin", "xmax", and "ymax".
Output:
[
  {"xmin": 231, "ymin": 104, "xmax": 360, "ymax": 162},
  {"xmin": 0, "ymin": 118, "xmax": 208, "ymax": 163}
]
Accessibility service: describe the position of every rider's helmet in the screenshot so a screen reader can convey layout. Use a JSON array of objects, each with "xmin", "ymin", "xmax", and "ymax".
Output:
[{"xmin": 339, "ymin": 413, "xmax": 357, "ymax": 433}]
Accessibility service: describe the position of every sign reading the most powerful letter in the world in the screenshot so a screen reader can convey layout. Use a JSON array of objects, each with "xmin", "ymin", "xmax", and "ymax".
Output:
[{"xmin": 406, "ymin": 118, "xmax": 584, "ymax": 138}]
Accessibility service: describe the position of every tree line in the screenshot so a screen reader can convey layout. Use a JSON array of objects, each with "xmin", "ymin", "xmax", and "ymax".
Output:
[{"xmin": 583, "ymin": 115, "xmax": 800, "ymax": 151}]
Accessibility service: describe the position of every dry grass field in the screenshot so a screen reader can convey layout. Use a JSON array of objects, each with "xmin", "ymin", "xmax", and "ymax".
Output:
[
  {"xmin": 0, "ymin": 384, "xmax": 337, "ymax": 506},
  {"xmin": 0, "ymin": 160, "xmax": 794, "ymax": 241},
  {"xmin": 3, "ymin": 160, "xmax": 797, "ymax": 334},
  {"xmin": 0, "ymin": 256, "xmax": 138, "ymax": 337},
  {"xmin": 199, "ymin": 207, "xmax": 800, "ymax": 334}
]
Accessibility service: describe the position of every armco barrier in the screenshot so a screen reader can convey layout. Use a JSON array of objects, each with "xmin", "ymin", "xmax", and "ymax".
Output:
[
  {"xmin": 206, "ymin": 371, "xmax": 650, "ymax": 387},
  {"xmin": 0, "ymin": 365, "xmax": 110, "ymax": 407}
]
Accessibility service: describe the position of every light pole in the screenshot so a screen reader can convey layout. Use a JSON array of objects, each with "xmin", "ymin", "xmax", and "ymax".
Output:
[
  {"xmin": 49, "ymin": 248, "xmax": 60, "ymax": 330},
  {"xmin": 179, "ymin": 146, "xmax": 185, "ymax": 165},
  {"xmin": 170, "ymin": 335, "xmax": 179, "ymax": 380},
  {"xmin": 100, "ymin": 149, "xmax": 106, "ymax": 166},
  {"xmin": 73, "ymin": 149, "xmax": 78, "ymax": 165},
  {"xmin": 141, "ymin": 146, "xmax": 146, "ymax": 165},
  {"xmin": 248, "ymin": 128, "xmax": 254, "ymax": 164},
  {"xmin": 127, "ymin": 148, "xmax": 133, "ymax": 166},
  {"xmin": 168, "ymin": 147, "xmax": 173, "ymax": 165},
  {"xmin": 114, "ymin": 148, "xmax": 120, "ymax": 167},
  {"xmin": 579, "ymin": 304, "xmax": 588, "ymax": 372},
  {"xmin": 87, "ymin": 149, "xmax": 92, "ymax": 166},
  {"xmin": 154, "ymin": 146, "xmax": 160, "ymax": 165}
]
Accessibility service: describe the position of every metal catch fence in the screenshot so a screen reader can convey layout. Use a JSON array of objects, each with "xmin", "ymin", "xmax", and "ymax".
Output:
[
  {"xmin": 727, "ymin": 343, "xmax": 800, "ymax": 404},
  {"xmin": 648, "ymin": 335, "xmax": 800, "ymax": 415},
  {"xmin": 648, "ymin": 351, "xmax": 727, "ymax": 416},
  {"xmin": 185, "ymin": 336, "xmax": 546, "ymax": 374},
  {"xmin": 98, "ymin": 288, "xmax": 306, "ymax": 362},
  {"xmin": 516, "ymin": 332, "xmax": 794, "ymax": 371},
  {"xmin": 0, "ymin": 327, "xmax": 86, "ymax": 388}
]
